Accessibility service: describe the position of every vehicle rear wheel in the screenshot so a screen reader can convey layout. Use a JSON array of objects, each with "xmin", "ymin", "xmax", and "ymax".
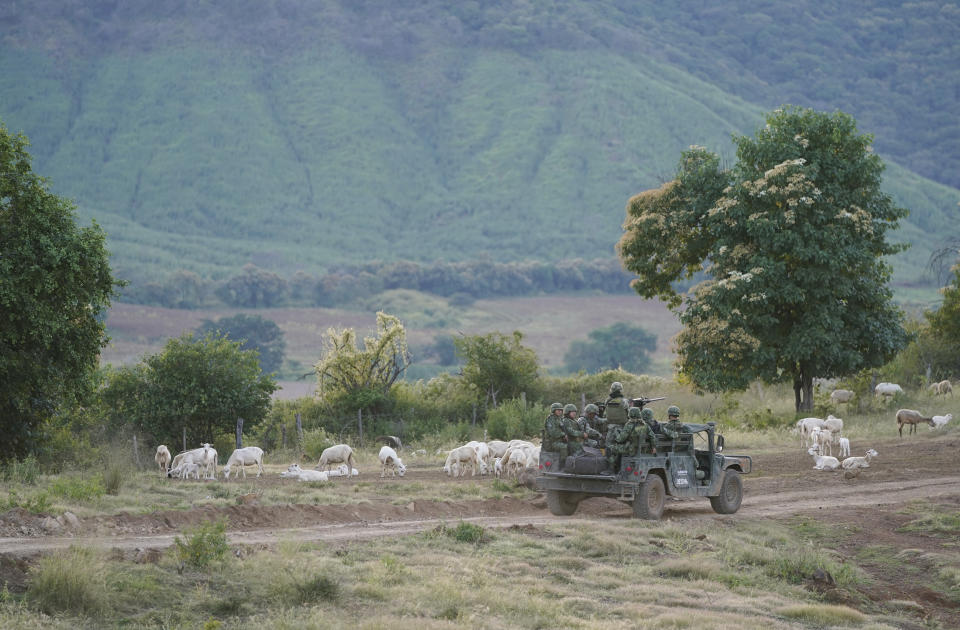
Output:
[
  {"xmin": 709, "ymin": 469, "xmax": 743, "ymax": 514},
  {"xmin": 546, "ymin": 489, "xmax": 580, "ymax": 516},
  {"xmin": 632, "ymin": 475, "xmax": 665, "ymax": 520}
]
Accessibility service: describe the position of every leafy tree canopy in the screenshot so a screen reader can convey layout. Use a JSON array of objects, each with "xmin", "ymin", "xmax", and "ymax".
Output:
[
  {"xmin": 101, "ymin": 333, "xmax": 277, "ymax": 446},
  {"xmin": 619, "ymin": 106, "xmax": 908, "ymax": 410},
  {"xmin": 313, "ymin": 312, "xmax": 411, "ymax": 412},
  {"xmin": 564, "ymin": 322, "xmax": 657, "ymax": 375},
  {"xmin": 0, "ymin": 122, "xmax": 116, "ymax": 459},
  {"xmin": 454, "ymin": 330, "xmax": 539, "ymax": 408},
  {"xmin": 197, "ymin": 313, "xmax": 286, "ymax": 374}
]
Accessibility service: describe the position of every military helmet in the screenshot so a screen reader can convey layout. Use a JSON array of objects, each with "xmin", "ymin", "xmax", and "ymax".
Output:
[
  {"xmin": 628, "ymin": 406, "xmax": 642, "ymax": 419},
  {"xmin": 584, "ymin": 403, "xmax": 599, "ymax": 415},
  {"xmin": 641, "ymin": 408, "xmax": 654, "ymax": 421},
  {"xmin": 563, "ymin": 403, "xmax": 578, "ymax": 414},
  {"xmin": 550, "ymin": 402, "xmax": 563, "ymax": 411},
  {"xmin": 667, "ymin": 405, "xmax": 681, "ymax": 418},
  {"xmin": 610, "ymin": 381, "xmax": 623, "ymax": 393}
]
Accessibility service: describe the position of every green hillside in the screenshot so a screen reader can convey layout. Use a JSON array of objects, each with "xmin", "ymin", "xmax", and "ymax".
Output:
[{"xmin": 0, "ymin": 1, "xmax": 957, "ymax": 291}]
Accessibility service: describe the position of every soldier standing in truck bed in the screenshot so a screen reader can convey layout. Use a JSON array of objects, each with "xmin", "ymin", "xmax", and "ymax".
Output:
[
  {"xmin": 577, "ymin": 403, "xmax": 604, "ymax": 448},
  {"xmin": 542, "ymin": 402, "xmax": 567, "ymax": 460},
  {"xmin": 601, "ymin": 381, "xmax": 629, "ymax": 436},
  {"xmin": 662, "ymin": 406, "xmax": 686, "ymax": 438}
]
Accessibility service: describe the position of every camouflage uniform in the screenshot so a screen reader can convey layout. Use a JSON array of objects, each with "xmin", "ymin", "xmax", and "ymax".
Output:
[
  {"xmin": 600, "ymin": 381, "xmax": 629, "ymax": 437},
  {"xmin": 607, "ymin": 406, "xmax": 653, "ymax": 470},
  {"xmin": 542, "ymin": 402, "xmax": 567, "ymax": 459},
  {"xmin": 577, "ymin": 403, "xmax": 604, "ymax": 448},
  {"xmin": 642, "ymin": 407, "xmax": 662, "ymax": 435},
  {"xmin": 561, "ymin": 404, "xmax": 587, "ymax": 456},
  {"xmin": 662, "ymin": 405, "xmax": 686, "ymax": 439}
]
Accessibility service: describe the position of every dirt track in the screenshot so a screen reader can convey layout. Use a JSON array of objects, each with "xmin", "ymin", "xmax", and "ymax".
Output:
[{"xmin": 2, "ymin": 435, "xmax": 958, "ymax": 557}]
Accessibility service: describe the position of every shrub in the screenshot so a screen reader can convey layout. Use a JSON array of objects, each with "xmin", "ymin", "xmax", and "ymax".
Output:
[
  {"xmin": 301, "ymin": 428, "xmax": 336, "ymax": 461},
  {"xmin": 293, "ymin": 575, "xmax": 340, "ymax": 603},
  {"xmin": 447, "ymin": 521, "xmax": 487, "ymax": 544},
  {"xmin": 27, "ymin": 547, "xmax": 108, "ymax": 616},
  {"xmin": 49, "ymin": 476, "xmax": 106, "ymax": 502},
  {"xmin": 103, "ymin": 466, "xmax": 124, "ymax": 496},
  {"xmin": 485, "ymin": 399, "xmax": 546, "ymax": 440},
  {"xmin": 5, "ymin": 490, "xmax": 52, "ymax": 513},
  {"xmin": 2, "ymin": 456, "xmax": 41, "ymax": 484},
  {"xmin": 173, "ymin": 519, "xmax": 229, "ymax": 570}
]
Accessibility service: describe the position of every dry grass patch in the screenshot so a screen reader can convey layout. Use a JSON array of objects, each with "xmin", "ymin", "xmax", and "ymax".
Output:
[{"xmin": 776, "ymin": 603, "xmax": 866, "ymax": 625}]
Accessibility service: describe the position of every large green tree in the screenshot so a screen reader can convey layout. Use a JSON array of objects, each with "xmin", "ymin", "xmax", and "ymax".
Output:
[
  {"xmin": 454, "ymin": 331, "xmax": 539, "ymax": 408},
  {"xmin": 0, "ymin": 123, "xmax": 116, "ymax": 458},
  {"xmin": 103, "ymin": 333, "xmax": 276, "ymax": 445},
  {"xmin": 564, "ymin": 322, "xmax": 657, "ymax": 374},
  {"xmin": 619, "ymin": 107, "xmax": 908, "ymax": 410},
  {"xmin": 198, "ymin": 313, "xmax": 286, "ymax": 374}
]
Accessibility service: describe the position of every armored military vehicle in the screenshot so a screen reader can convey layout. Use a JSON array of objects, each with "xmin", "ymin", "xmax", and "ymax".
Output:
[{"xmin": 536, "ymin": 420, "xmax": 751, "ymax": 520}]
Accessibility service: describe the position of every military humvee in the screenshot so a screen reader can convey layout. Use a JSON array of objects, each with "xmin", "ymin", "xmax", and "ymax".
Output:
[{"xmin": 536, "ymin": 421, "xmax": 751, "ymax": 520}]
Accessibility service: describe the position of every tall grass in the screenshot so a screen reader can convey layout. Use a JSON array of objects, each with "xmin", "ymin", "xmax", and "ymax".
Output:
[{"xmin": 26, "ymin": 547, "xmax": 108, "ymax": 616}]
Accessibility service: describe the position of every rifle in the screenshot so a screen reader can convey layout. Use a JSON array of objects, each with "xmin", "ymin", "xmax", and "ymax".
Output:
[{"xmin": 629, "ymin": 396, "xmax": 666, "ymax": 409}]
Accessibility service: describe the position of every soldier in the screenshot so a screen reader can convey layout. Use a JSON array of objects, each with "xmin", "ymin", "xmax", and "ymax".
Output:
[
  {"xmin": 606, "ymin": 406, "xmax": 654, "ymax": 472},
  {"xmin": 642, "ymin": 407, "xmax": 662, "ymax": 435},
  {"xmin": 601, "ymin": 381, "xmax": 629, "ymax": 434},
  {"xmin": 542, "ymin": 402, "xmax": 567, "ymax": 460},
  {"xmin": 662, "ymin": 405, "xmax": 686, "ymax": 439},
  {"xmin": 578, "ymin": 403, "xmax": 604, "ymax": 448},
  {"xmin": 561, "ymin": 403, "xmax": 588, "ymax": 456}
]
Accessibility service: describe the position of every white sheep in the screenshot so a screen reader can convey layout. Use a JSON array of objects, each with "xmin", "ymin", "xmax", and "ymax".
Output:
[
  {"xmin": 486, "ymin": 440, "xmax": 510, "ymax": 460},
  {"xmin": 378, "ymin": 445, "xmax": 406, "ymax": 477},
  {"xmin": 222, "ymin": 446, "xmax": 264, "ymax": 479},
  {"xmin": 464, "ymin": 441, "xmax": 491, "ymax": 474},
  {"xmin": 824, "ymin": 414, "xmax": 843, "ymax": 435},
  {"xmin": 317, "ymin": 444, "xmax": 356, "ymax": 473},
  {"xmin": 198, "ymin": 443, "xmax": 218, "ymax": 480},
  {"xmin": 931, "ymin": 413, "xmax": 953, "ymax": 429},
  {"xmin": 154, "ymin": 445, "xmax": 171, "ymax": 475},
  {"xmin": 875, "ymin": 382, "xmax": 904, "ymax": 398},
  {"xmin": 841, "ymin": 449, "xmax": 878, "ymax": 470},
  {"xmin": 443, "ymin": 446, "xmax": 479, "ymax": 477},
  {"xmin": 168, "ymin": 447, "xmax": 205, "ymax": 478},
  {"xmin": 169, "ymin": 461, "xmax": 201, "ymax": 480},
  {"xmin": 896, "ymin": 408, "xmax": 934, "ymax": 436},
  {"xmin": 808, "ymin": 446, "xmax": 840, "ymax": 471},
  {"xmin": 829, "ymin": 389, "xmax": 855, "ymax": 405},
  {"xmin": 837, "ymin": 437, "xmax": 851, "ymax": 458},
  {"xmin": 493, "ymin": 456, "xmax": 503, "ymax": 477},
  {"xmin": 797, "ymin": 417, "xmax": 826, "ymax": 447},
  {"xmin": 280, "ymin": 463, "xmax": 329, "ymax": 482},
  {"xmin": 327, "ymin": 464, "xmax": 359, "ymax": 477},
  {"xmin": 934, "ymin": 380, "xmax": 953, "ymax": 396}
]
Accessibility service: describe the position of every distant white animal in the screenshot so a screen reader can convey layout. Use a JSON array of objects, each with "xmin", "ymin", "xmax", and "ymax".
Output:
[
  {"xmin": 830, "ymin": 389, "xmax": 855, "ymax": 405},
  {"xmin": 317, "ymin": 444, "xmax": 356, "ymax": 473},
  {"xmin": 837, "ymin": 437, "xmax": 850, "ymax": 458},
  {"xmin": 170, "ymin": 461, "xmax": 201, "ymax": 480},
  {"xmin": 841, "ymin": 449, "xmax": 878, "ymax": 470},
  {"xmin": 824, "ymin": 414, "xmax": 844, "ymax": 435},
  {"xmin": 486, "ymin": 440, "xmax": 510, "ymax": 459},
  {"xmin": 493, "ymin": 457, "xmax": 503, "ymax": 477},
  {"xmin": 168, "ymin": 447, "xmax": 206, "ymax": 478},
  {"xmin": 327, "ymin": 464, "xmax": 359, "ymax": 477},
  {"xmin": 808, "ymin": 446, "xmax": 840, "ymax": 471},
  {"xmin": 198, "ymin": 443, "xmax": 218, "ymax": 480},
  {"xmin": 465, "ymin": 441, "xmax": 491, "ymax": 474},
  {"xmin": 280, "ymin": 463, "xmax": 329, "ymax": 482},
  {"xmin": 934, "ymin": 380, "xmax": 952, "ymax": 396},
  {"xmin": 378, "ymin": 445, "xmax": 406, "ymax": 477},
  {"xmin": 797, "ymin": 417, "xmax": 826, "ymax": 447},
  {"xmin": 443, "ymin": 446, "xmax": 479, "ymax": 477},
  {"xmin": 931, "ymin": 413, "xmax": 953, "ymax": 429},
  {"xmin": 155, "ymin": 445, "xmax": 171, "ymax": 475},
  {"xmin": 875, "ymin": 382, "xmax": 904, "ymax": 398},
  {"xmin": 222, "ymin": 446, "xmax": 264, "ymax": 479}
]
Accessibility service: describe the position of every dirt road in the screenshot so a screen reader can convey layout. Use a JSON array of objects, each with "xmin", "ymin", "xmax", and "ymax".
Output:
[{"xmin": 2, "ymin": 435, "xmax": 958, "ymax": 557}]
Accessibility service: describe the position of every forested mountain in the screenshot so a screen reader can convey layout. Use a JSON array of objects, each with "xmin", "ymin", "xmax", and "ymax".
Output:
[{"xmin": 1, "ymin": 0, "xmax": 957, "ymax": 292}]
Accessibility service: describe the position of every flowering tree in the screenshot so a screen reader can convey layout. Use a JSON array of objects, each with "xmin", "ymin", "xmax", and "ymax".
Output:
[
  {"xmin": 618, "ymin": 107, "xmax": 907, "ymax": 410},
  {"xmin": 314, "ymin": 312, "xmax": 410, "ymax": 411}
]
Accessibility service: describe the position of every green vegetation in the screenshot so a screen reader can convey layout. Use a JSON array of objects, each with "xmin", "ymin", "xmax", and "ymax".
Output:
[
  {"xmin": 564, "ymin": 322, "xmax": 657, "ymax": 374},
  {"xmin": 455, "ymin": 331, "xmax": 540, "ymax": 408},
  {"xmin": 0, "ymin": 123, "xmax": 117, "ymax": 460},
  {"xmin": 197, "ymin": 313, "xmax": 287, "ymax": 374},
  {"xmin": 26, "ymin": 547, "xmax": 108, "ymax": 617},
  {"xmin": 0, "ymin": 3, "xmax": 955, "ymax": 293},
  {"xmin": 173, "ymin": 520, "xmax": 230, "ymax": 570},
  {"xmin": 620, "ymin": 108, "xmax": 908, "ymax": 410}
]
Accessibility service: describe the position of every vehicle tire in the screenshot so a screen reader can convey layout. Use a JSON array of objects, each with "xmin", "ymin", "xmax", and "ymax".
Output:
[
  {"xmin": 546, "ymin": 490, "xmax": 580, "ymax": 516},
  {"xmin": 632, "ymin": 475, "xmax": 665, "ymax": 520},
  {"xmin": 709, "ymin": 469, "xmax": 743, "ymax": 514}
]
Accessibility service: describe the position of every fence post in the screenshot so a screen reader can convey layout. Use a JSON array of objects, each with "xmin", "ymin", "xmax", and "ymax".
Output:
[
  {"xmin": 282, "ymin": 424, "xmax": 287, "ymax": 449},
  {"xmin": 581, "ymin": 392, "xmax": 586, "ymax": 411},
  {"xmin": 132, "ymin": 435, "xmax": 140, "ymax": 468},
  {"xmin": 236, "ymin": 417, "xmax": 244, "ymax": 449},
  {"xmin": 358, "ymin": 409, "xmax": 363, "ymax": 448},
  {"xmin": 296, "ymin": 413, "xmax": 304, "ymax": 459},
  {"xmin": 182, "ymin": 426, "xmax": 187, "ymax": 453}
]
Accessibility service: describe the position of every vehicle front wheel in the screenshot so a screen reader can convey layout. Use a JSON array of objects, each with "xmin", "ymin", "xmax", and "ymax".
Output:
[
  {"xmin": 632, "ymin": 475, "xmax": 665, "ymax": 520},
  {"xmin": 709, "ymin": 469, "xmax": 743, "ymax": 514},
  {"xmin": 546, "ymin": 490, "xmax": 580, "ymax": 516}
]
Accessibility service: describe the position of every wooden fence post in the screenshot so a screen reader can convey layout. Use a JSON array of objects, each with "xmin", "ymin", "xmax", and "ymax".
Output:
[
  {"xmin": 358, "ymin": 409, "xmax": 363, "ymax": 448},
  {"xmin": 581, "ymin": 392, "xmax": 586, "ymax": 411},
  {"xmin": 132, "ymin": 435, "xmax": 140, "ymax": 468},
  {"xmin": 182, "ymin": 426, "xmax": 187, "ymax": 453},
  {"xmin": 282, "ymin": 424, "xmax": 287, "ymax": 450},
  {"xmin": 296, "ymin": 413, "xmax": 304, "ymax": 459},
  {"xmin": 236, "ymin": 417, "xmax": 244, "ymax": 449}
]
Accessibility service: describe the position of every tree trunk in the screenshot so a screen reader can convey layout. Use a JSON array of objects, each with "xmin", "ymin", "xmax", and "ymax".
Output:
[{"xmin": 793, "ymin": 374, "xmax": 802, "ymax": 412}]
